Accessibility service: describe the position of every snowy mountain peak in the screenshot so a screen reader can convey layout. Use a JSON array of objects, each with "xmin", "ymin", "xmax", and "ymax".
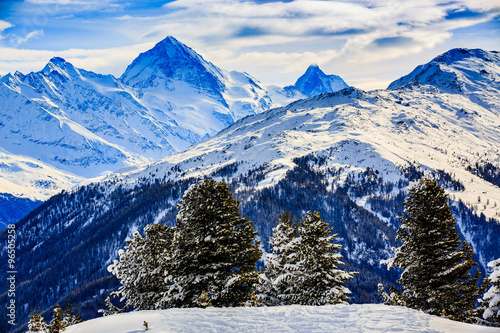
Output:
[
  {"xmin": 388, "ymin": 48, "xmax": 500, "ymax": 94},
  {"xmin": 146, "ymin": 36, "xmax": 205, "ymax": 66},
  {"xmin": 41, "ymin": 57, "xmax": 80, "ymax": 79},
  {"xmin": 291, "ymin": 64, "xmax": 349, "ymax": 97},
  {"xmin": 432, "ymin": 48, "xmax": 499, "ymax": 65},
  {"xmin": 0, "ymin": 72, "xmax": 17, "ymax": 85},
  {"xmin": 304, "ymin": 64, "xmax": 320, "ymax": 72},
  {"xmin": 48, "ymin": 56, "xmax": 67, "ymax": 65},
  {"xmin": 120, "ymin": 36, "xmax": 224, "ymax": 92},
  {"xmin": 154, "ymin": 36, "xmax": 197, "ymax": 57},
  {"xmin": 303, "ymin": 64, "xmax": 322, "ymax": 74}
]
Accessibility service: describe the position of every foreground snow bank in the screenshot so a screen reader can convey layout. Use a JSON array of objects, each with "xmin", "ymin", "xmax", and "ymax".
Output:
[{"xmin": 66, "ymin": 304, "xmax": 498, "ymax": 333}]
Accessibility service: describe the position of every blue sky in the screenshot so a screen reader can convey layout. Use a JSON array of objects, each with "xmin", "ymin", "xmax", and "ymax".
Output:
[{"xmin": 0, "ymin": 0, "xmax": 499, "ymax": 89}]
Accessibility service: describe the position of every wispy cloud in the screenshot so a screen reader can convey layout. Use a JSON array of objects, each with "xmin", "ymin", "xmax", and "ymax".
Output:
[
  {"xmin": 10, "ymin": 29, "xmax": 44, "ymax": 46},
  {"xmin": 130, "ymin": 0, "xmax": 497, "ymax": 61},
  {"xmin": 128, "ymin": 0, "xmax": 496, "ymax": 87}
]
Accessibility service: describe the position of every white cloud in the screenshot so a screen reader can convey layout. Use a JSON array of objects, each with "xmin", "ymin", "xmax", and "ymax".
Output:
[
  {"xmin": 0, "ymin": 42, "xmax": 155, "ymax": 77},
  {"xmin": 149, "ymin": 0, "xmax": 499, "ymax": 62},
  {"xmin": 0, "ymin": 20, "xmax": 14, "ymax": 33},
  {"xmin": 140, "ymin": 0, "xmax": 496, "ymax": 87},
  {"xmin": 24, "ymin": 0, "xmax": 123, "ymax": 13},
  {"xmin": 11, "ymin": 30, "xmax": 45, "ymax": 46}
]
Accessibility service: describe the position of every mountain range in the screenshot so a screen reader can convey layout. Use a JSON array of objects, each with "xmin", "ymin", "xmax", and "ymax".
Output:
[
  {"xmin": 121, "ymin": 47, "xmax": 500, "ymax": 220},
  {"xmin": 0, "ymin": 36, "xmax": 348, "ymax": 227},
  {"xmin": 1, "ymin": 46, "xmax": 499, "ymax": 332}
]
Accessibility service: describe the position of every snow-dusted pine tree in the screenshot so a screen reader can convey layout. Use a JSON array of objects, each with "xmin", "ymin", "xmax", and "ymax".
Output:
[
  {"xmin": 165, "ymin": 179, "xmax": 261, "ymax": 308},
  {"xmin": 483, "ymin": 258, "xmax": 500, "ymax": 325},
  {"xmin": 106, "ymin": 223, "xmax": 172, "ymax": 311},
  {"xmin": 385, "ymin": 178, "xmax": 480, "ymax": 322},
  {"xmin": 48, "ymin": 304, "xmax": 66, "ymax": 333},
  {"xmin": 62, "ymin": 295, "xmax": 82, "ymax": 327},
  {"xmin": 375, "ymin": 283, "xmax": 405, "ymax": 306},
  {"xmin": 260, "ymin": 211, "xmax": 299, "ymax": 305},
  {"xmin": 100, "ymin": 295, "xmax": 126, "ymax": 317},
  {"xmin": 286, "ymin": 211, "xmax": 355, "ymax": 305},
  {"xmin": 27, "ymin": 305, "xmax": 48, "ymax": 332}
]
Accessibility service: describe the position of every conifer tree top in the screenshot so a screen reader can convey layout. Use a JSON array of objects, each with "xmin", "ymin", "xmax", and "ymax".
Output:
[
  {"xmin": 170, "ymin": 178, "xmax": 261, "ymax": 308},
  {"xmin": 261, "ymin": 210, "xmax": 354, "ymax": 306}
]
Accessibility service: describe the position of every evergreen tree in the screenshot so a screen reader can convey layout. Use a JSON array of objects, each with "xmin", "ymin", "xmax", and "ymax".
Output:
[
  {"xmin": 27, "ymin": 305, "xmax": 48, "ymax": 332},
  {"xmin": 165, "ymin": 179, "xmax": 262, "ymax": 308},
  {"xmin": 483, "ymin": 258, "xmax": 500, "ymax": 325},
  {"xmin": 289, "ymin": 211, "xmax": 355, "ymax": 305},
  {"xmin": 100, "ymin": 295, "xmax": 126, "ymax": 317},
  {"xmin": 48, "ymin": 304, "xmax": 66, "ymax": 333},
  {"xmin": 62, "ymin": 295, "xmax": 82, "ymax": 327},
  {"xmin": 375, "ymin": 283, "xmax": 405, "ymax": 306},
  {"xmin": 106, "ymin": 223, "xmax": 172, "ymax": 311},
  {"xmin": 260, "ymin": 211, "xmax": 299, "ymax": 305},
  {"xmin": 196, "ymin": 291, "xmax": 213, "ymax": 308},
  {"xmin": 385, "ymin": 178, "xmax": 481, "ymax": 322}
]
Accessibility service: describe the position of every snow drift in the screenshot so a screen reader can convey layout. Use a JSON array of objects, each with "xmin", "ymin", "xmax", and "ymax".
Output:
[{"xmin": 66, "ymin": 304, "xmax": 499, "ymax": 333}]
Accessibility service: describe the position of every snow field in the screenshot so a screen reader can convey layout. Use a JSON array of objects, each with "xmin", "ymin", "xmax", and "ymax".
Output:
[{"xmin": 65, "ymin": 304, "xmax": 500, "ymax": 333}]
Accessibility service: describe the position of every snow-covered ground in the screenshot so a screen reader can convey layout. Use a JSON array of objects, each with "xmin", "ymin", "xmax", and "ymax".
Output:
[
  {"xmin": 66, "ymin": 304, "xmax": 499, "ymax": 333},
  {"xmin": 0, "ymin": 147, "xmax": 82, "ymax": 200}
]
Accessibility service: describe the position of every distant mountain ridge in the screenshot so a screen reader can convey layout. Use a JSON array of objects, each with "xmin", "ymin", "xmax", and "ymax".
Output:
[
  {"xmin": 0, "ymin": 36, "xmax": 348, "ymax": 225},
  {"xmin": 388, "ymin": 48, "xmax": 500, "ymax": 93},
  {"xmin": 266, "ymin": 65, "xmax": 349, "ymax": 106}
]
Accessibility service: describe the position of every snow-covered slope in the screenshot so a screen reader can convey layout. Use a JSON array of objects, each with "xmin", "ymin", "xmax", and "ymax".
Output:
[
  {"xmin": 388, "ymin": 48, "xmax": 500, "ymax": 108},
  {"xmin": 0, "ymin": 37, "xmax": 271, "ymax": 179},
  {"xmin": 0, "ymin": 147, "xmax": 82, "ymax": 200},
  {"xmin": 0, "ymin": 66, "xmax": 152, "ymax": 178},
  {"xmin": 120, "ymin": 36, "xmax": 272, "ymax": 137},
  {"xmin": 0, "ymin": 148, "xmax": 82, "ymax": 228},
  {"xmin": 66, "ymin": 304, "xmax": 498, "ymax": 333}
]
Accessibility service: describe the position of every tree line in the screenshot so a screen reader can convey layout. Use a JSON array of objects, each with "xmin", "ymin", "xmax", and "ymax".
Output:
[
  {"xmin": 27, "ymin": 296, "xmax": 81, "ymax": 332},
  {"xmin": 101, "ymin": 179, "xmax": 356, "ymax": 312},
  {"xmin": 27, "ymin": 177, "xmax": 500, "ymax": 331}
]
